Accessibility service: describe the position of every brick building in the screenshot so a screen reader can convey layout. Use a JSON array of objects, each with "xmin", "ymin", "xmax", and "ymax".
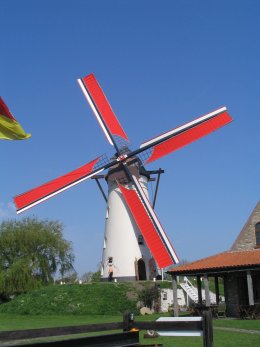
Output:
[{"xmin": 168, "ymin": 200, "xmax": 260, "ymax": 317}]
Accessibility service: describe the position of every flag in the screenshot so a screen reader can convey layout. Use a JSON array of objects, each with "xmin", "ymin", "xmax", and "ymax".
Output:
[{"xmin": 0, "ymin": 96, "xmax": 31, "ymax": 140}]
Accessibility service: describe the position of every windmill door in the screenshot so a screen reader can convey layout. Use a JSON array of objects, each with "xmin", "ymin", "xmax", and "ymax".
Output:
[{"xmin": 137, "ymin": 258, "xmax": 147, "ymax": 281}]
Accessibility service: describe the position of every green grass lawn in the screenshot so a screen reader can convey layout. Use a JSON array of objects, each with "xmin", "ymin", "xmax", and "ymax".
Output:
[
  {"xmin": 0, "ymin": 314, "xmax": 259, "ymax": 347},
  {"xmin": 214, "ymin": 318, "xmax": 260, "ymax": 331},
  {"xmin": 141, "ymin": 330, "xmax": 260, "ymax": 347}
]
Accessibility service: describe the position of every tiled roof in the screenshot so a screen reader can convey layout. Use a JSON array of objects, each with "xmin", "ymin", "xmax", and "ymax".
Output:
[{"xmin": 168, "ymin": 249, "xmax": 260, "ymax": 274}]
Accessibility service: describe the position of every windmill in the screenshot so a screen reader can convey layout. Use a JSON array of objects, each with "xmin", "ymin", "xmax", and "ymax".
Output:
[{"xmin": 14, "ymin": 73, "xmax": 233, "ymax": 281}]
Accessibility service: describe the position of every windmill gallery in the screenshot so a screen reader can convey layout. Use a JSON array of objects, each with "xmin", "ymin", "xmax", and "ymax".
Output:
[{"xmin": 14, "ymin": 74, "xmax": 233, "ymax": 282}]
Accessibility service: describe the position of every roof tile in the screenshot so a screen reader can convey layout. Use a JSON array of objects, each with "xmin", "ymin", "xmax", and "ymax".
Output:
[{"xmin": 168, "ymin": 249, "xmax": 260, "ymax": 274}]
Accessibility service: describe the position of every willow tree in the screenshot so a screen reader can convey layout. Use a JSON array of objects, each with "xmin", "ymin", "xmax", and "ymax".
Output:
[{"xmin": 0, "ymin": 217, "xmax": 74, "ymax": 299}]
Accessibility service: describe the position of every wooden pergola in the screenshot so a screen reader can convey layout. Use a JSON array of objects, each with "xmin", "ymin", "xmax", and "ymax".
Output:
[{"xmin": 167, "ymin": 249, "xmax": 260, "ymax": 317}]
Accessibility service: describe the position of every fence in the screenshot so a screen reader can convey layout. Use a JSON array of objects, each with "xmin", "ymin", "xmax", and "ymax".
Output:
[{"xmin": 0, "ymin": 310, "xmax": 213, "ymax": 347}]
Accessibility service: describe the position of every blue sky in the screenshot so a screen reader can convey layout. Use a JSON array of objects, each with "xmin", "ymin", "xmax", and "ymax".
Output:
[{"xmin": 1, "ymin": 0, "xmax": 259, "ymax": 276}]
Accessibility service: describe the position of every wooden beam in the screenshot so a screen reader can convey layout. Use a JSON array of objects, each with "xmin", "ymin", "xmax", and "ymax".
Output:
[
  {"xmin": 223, "ymin": 274, "xmax": 229, "ymax": 303},
  {"xmin": 94, "ymin": 178, "xmax": 107, "ymax": 202},
  {"xmin": 214, "ymin": 276, "xmax": 220, "ymax": 305},
  {"xmin": 132, "ymin": 319, "xmax": 203, "ymax": 332},
  {"xmin": 197, "ymin": 275, "xmax": 203, "ymax": 304},
  {"xmin": 202, "ymin": 310, "xmax": 213, "ymax": 347},
  {"xmin": 203, "ymin": 275, "xmax": 210, "ymax": 307},
  {"xmin": 156, "ymin": 316, "xmax": 203, "ymax": 337},
  {"xmin": 0, "ymin": 322, "xmax": 124, "ymax": 341},
  {"xmin": 247, "ymin": 270, "xmax": 255, "ymax": 306},
  {"xmin": 4, "ymin": 331, "xmax": 139, "ymax": 347},
  {"xmin": 172, "ymin": 275, "xmax": 179, "ymax": 317},
  {"xmin": 152, "ymin": 168, "xmax": 163, "ymax": 208}
]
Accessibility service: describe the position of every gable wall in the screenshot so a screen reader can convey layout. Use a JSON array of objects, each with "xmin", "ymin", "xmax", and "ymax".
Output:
[{"xmin": 231, "ymin": 201, "xmax": 260, "ymax": 251}]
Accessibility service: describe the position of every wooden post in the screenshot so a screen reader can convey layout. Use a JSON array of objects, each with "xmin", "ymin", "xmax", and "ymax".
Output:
[
  {"xmin": 223, "ymin": 274, "xmax": 228, "ymax": 302},
  {"xmin": 123, "ymin": 312, "xmax": 134, "ymax": 331},
  {"xmin": 172, "ymin": 275, "xmax": 179, "ymax": 317},
  {"xmin": 202, "ymin": 310, "xmax": 214, "ymax": 347},
  {"xmin": 214, "ymin": 276, "xmax": 220, "ymax": 305},
  {"xmin": 203, "ymin": 274, "xmax": 210, "ymax": 307},
  {"xmin": 197, "ymin": 275, "xmax": 203, "ymax": 304},
  {"xmin": 161, "ymin": 268, "xmax": 164, "ymax": 281},
  {"xmin": 247, "ymin": 270, "xmax": 255, "ymax": 306}
]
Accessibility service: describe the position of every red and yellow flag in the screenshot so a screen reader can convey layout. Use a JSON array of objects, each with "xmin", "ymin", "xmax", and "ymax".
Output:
[{"xmin": 0, "ymin": 97, "xmax": 31, "ymax": 140}]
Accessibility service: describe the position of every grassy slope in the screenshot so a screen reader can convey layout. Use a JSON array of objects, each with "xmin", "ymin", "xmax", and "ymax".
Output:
[
  {"xmin": 0, "ymin": 278, "xmax": 224, "ymax": 317},
  {"xmin": 0, "ymin": 281, "xmax": 174, "ymax": 316},
  {"xmin": 0, "ymin": 283, "xmax": 139, "ymax": 316}
]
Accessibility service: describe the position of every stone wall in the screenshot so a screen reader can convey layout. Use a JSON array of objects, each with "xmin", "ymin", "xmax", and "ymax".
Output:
[
  {"xmin": 224, "ymin": 270, "xmax": 260, "ymax": 317},
  {"xmin": 224, "ymin": 272, "xmax": 249, "ymax": 317},
  {"xmin": 224, "ymin": 273, "xmax": 240, "ymax": 317}
]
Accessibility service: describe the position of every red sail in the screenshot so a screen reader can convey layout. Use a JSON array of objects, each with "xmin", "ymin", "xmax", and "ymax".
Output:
[
  {"xmin": 118, "ymin": 182, "xmax": 178, "ymax": 268},
  {"xmin": 140, "ymin": 108, "xmax": 232, "ymax": 164},
  {"xmin": 14, "ymin": 157, "xmax": 106, "ymax": 213},
  {"xmin": 78, "ymin": 74, "xmax": 128, "ymax": 146}
]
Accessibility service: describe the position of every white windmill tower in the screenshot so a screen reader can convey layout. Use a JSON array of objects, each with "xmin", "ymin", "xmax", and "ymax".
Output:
[
  {"xmin": 95, "ymin": 154, "xmax": 165, "ymax": 281},
  {"xmin": 14, "ymin": 73, "xmax": 233, "ymax": 282},
  {"xmin": 101, "ymin": 157, "xmax": 152, "ymax": 281}
]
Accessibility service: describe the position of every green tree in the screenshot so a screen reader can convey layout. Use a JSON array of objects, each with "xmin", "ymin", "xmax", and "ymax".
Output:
[
  {"xmin": 58, "ymin": 269, "xmax": 78, "ymax": 284},
  {"xmin": 81, "ymin": 271, "xmax": 94, "ymax": 283},
  {"xmin": 0, "ymin": 217, "xmax": 74, "ymax": 300},
  {"xmin": 91, "ymin": 270, "xmax": 101, "ymax": 282},
  {"xmin": 138, "ymin": 284, "xmax": 160, "ymax": 309}
]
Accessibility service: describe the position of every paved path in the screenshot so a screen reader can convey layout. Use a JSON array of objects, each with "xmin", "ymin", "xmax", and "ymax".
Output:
[{"xmin": 214, "ymin": 326, "xmax": 260, "ymax": 335}]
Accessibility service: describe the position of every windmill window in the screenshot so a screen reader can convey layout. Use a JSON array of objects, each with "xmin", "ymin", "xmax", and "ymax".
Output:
[
  {"xmin": 255, "ymin": 222, "xmax": 260, "ymax": 247},
  {"xmin": 108, "ymin": 257, "xmax": 113, "ymax": 264},
  {"xmin": 138, "ymin": 235, "xmax": 144, "ymax": 245}
]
